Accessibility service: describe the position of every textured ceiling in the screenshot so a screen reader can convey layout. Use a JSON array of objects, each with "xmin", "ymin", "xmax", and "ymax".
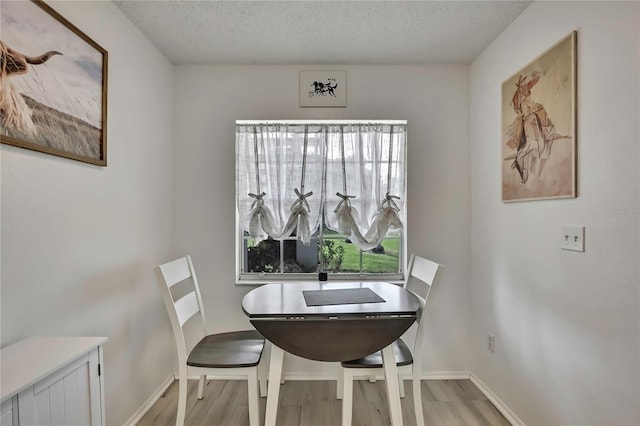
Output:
[{"xmin": 114, "ymin": 0, "xmax": 531, "ymax": 65}]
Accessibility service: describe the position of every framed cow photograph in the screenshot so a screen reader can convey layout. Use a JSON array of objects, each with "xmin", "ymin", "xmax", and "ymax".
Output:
[{"xmin": 0, "ymin": 0, "xmax": 108, "ymax": 166}]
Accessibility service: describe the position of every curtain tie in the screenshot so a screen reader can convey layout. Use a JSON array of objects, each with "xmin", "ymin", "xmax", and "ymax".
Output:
[
  {"xmin": 334, "ymin": 192, "xmax": 356, "ymax": 213},
  {"xmin": 381, "ymin": 192, "xmax": 401, "ymax": 212},
  {"xmin": 291, "ymin": 188, "xmax": 313, "ymax": 212},
  {"xmin": 248, "ymin": 192, "xmax": 266, "ymax": 209}
]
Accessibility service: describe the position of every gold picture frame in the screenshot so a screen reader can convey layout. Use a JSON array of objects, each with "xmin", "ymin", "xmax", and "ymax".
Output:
[
  {"xmin": 502, "ymin": 31, "xmax": 576, "ymax": 202},
  {"xmin": 1, "ymin": 0, "xmax": 108, "ymax": 166}
]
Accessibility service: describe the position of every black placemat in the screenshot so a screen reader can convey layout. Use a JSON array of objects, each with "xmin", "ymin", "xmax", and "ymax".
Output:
[{"xmin": 302, "ymin": 288, "xmax": 386, "ymax": 306}]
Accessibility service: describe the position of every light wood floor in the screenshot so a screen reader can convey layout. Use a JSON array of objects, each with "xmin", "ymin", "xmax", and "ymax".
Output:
[{"xmin": 137, "ymin": 378, "xmax": 510, "ymax": 426}]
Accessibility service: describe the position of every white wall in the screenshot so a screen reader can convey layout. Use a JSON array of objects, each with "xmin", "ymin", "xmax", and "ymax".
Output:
[
  {"xmin": 0, "ymin": 2, "xmax": 175, "ymax": 425},
  {"xmin": 470, "ymin": 2, "xmax": 640, "ymax": 425},
  {"xmin": 172, "ymin": 65, "xmax": 472, "ymax": 376}
]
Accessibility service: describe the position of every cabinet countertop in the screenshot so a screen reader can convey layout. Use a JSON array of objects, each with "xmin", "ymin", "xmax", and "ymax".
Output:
[{"xmin": 1, "ymin": 336, "xmax": 108, "ymax": 402}]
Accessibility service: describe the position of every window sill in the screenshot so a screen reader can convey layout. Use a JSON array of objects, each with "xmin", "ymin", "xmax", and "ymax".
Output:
[{"xmin": 236, "ymin": 274, "xmax": 404, "ymax": 286}]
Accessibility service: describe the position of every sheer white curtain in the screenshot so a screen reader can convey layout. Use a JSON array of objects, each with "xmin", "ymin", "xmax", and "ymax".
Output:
[
  {"xmin": 236, "ymin": 121, "xmax": 406, "ymax": 250},
  {"xmin": 324, "ymin": 124, "xmax": 406, "ymax": 251},
  {"xmin": 236, "ymin": 124, "xmax": 324, "ymax": 245}
]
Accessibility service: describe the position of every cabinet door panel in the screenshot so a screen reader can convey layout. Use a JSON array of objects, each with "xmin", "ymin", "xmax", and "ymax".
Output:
[
  {"xmin": 0, "ymin": 397, "xmax": 17, "ymax": 426},
  {"xmin": 48, "ymin": 380, "xmax": 66, "ymax": 425},
  {"xmin": 0, "ymin": 411, "xmax": 13, "ymax": 426},
  {"xmin": 69, "ymin": 359, "xmax": 92, "ymax": 425},
  {"xmin": 20, "ymin": 349, "xmax": 99, "ymax": 425},
  {"xmin": 0, "ymin": 412, "xmax": 12, "ymax": 426},
  {"xmin": 63, "ymin": 368, "xmax": 81, "ymax": 425},
  {"xmin": 33, "ymin": 386, "xmax": 52, "ymax": 425}
]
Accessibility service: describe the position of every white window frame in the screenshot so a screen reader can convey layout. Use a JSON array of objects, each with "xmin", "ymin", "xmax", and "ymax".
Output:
[{"xmin": 235, "ymin": 119, "xmax": 408, "ymax": 285}]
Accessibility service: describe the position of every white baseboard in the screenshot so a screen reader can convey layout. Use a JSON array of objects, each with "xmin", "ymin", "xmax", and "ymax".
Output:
[
  {"xmin": 270, "ymin": 370, "xmax": 470, "ymax": 381},
  {"xmin": 470, "ymin": 373, "xmax": 525, "ymax": 426},
  {"xmin": 281, "ymin": 372, "xmax": 337, "ymax": 381},
  {"xmin": 185, "ymin": 370, "xmax": 471, "ymax": 382},
  {"xmin": 124, "ymin": 374, "xmax": 174, "ymax": 426},
  {"xmin": 185, "ymin": 374, "xmax": 250, "ymax": 380},
  {"xmin": 421, "ymin": 370, "xmax": 471, "ymax": 380}
]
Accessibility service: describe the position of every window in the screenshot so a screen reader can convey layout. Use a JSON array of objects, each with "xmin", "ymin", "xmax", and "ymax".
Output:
[{"xmin": 236, "ymin": 120, "xmax": 406, "ymax": 282}]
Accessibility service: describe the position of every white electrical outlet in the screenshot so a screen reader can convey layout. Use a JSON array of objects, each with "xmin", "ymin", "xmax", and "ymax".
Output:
[
  {"xmin": 488, "ymin": 334, "xmax": 495, "ymax": 353},
  {"xmin": 561, "ymin": 226, "xmax": 585, "ymax": 252}
]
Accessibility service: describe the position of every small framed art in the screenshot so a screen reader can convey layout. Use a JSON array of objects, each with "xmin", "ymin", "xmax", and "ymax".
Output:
[{"xmin": 299, "ymin": 70, "xmax": 347, "ymax": 107}]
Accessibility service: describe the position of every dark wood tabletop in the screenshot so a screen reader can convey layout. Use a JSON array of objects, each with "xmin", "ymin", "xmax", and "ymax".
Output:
[
  {"xmin": 242, "ymin": 282, "xmax": 420, "ymax": 362},
  {"xmin": 242, "ymin": 281, "xmax": 420, "ymax": 318}
]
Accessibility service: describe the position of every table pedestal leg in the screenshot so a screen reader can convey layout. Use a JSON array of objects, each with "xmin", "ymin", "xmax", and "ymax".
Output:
[
  {"xmin": 265, "ymin": 343, "xmax": 284, "ymax": 426},
  {"xmin": 382, "ymin": 344, "xmax": 403, "ymax": 426}
]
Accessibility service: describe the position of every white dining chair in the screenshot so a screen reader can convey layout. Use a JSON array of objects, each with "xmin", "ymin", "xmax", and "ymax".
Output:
[
  {"xmin": 156, "ymin": 255, "xmax": 267, "ymax": 426},
  {"xmin": 337, "ymin": 254, "xmax": 442, "ymax": 426}
]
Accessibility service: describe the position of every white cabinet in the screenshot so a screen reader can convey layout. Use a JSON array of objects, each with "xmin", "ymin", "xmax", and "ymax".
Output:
[{"xmin": 1, "ymin": 337, "xmax": 107, "ymax": 426}]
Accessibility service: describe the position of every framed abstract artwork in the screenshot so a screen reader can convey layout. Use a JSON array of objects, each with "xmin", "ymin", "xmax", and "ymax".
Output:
[
  {"xmin": 299, "ymin": 70, "xmax": 347, "ymax": 107},
  {"xmin": 502, "ymin": 31, "xmax": 576, "ymax": 201},
  {"xmin": 0, "ymin": 0, "xmax": 108, "ymax": 166}
]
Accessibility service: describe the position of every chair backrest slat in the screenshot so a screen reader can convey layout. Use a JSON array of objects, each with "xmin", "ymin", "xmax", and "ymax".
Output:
[
  {"xmin": 158, "ymin": 257, "xmax": 192, "ymax": 288},
  {"xmin": 175, "ymin": 291, "xmax": 200, "ymax": 327},
  {"xmin": 404, "ymin": 255, "xmax": 438, "ymax": 303},
  {"xmin": 410, "ymin": 256, "xmax": 439, "ymax": 287}
]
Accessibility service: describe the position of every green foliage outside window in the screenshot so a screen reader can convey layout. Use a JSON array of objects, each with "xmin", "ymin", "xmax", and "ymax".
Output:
[
  {"xmin": 245, "ymin": 232, "xmax": 400, "ymax": 274},
  {"xmin": 320, "ymin": 240, "xmax": 345, "ymax": 272}
]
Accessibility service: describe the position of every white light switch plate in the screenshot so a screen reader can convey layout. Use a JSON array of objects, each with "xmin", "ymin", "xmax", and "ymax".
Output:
[{"xmin": 561, "ymin": 226, "xmax": 585, "ymax": 252}]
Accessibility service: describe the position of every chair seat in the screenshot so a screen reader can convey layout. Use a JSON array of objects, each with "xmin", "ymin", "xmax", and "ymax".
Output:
[
  {"xmin": 340, "ymin": 338, "xmax": 413, "ymax": 369},
  {"xmin": 187, "ymin": 330, "xmax": 265, "ymax": 368}
]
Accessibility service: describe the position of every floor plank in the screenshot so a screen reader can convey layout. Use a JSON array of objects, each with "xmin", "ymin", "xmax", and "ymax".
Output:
[{"xmin": 136, "ymin": 379, "xmax": 511, "ymax": 425}]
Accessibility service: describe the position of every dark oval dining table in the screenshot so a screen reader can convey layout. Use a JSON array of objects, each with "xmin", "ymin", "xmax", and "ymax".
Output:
[{"xmin": 242, "ymin": 281, "xmax": 420, "ymax": 426}]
